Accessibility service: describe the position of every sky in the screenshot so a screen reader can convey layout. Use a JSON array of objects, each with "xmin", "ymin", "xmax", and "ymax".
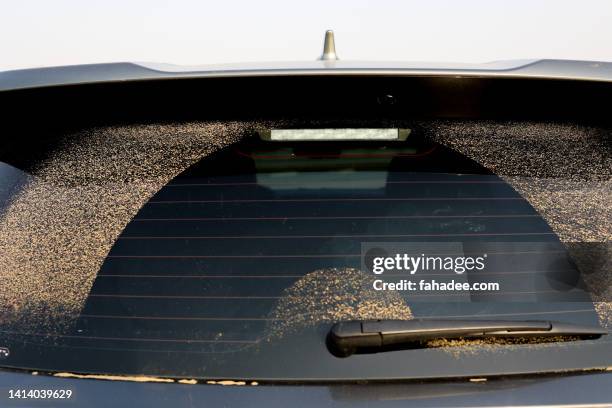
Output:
[{"xmin": 2, "ymin": 0, "xmax": 612, "ymax": 71}]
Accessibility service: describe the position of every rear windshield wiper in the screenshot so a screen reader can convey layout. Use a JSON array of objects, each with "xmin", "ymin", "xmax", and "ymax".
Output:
[{"xmin": 328, "ymin": 319, "xmax": 607, "ymax": 357}]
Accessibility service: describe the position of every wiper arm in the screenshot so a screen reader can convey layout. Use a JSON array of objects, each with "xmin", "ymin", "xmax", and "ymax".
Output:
[{"xmin": 328, "ymin": 319, "xmax": 607, "ymax": 357}]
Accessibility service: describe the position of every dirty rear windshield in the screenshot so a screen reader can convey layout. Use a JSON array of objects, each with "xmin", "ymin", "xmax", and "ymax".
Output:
[{"xmin": 0, "ymin": 120, "xmax": 610, "ymax": 381}]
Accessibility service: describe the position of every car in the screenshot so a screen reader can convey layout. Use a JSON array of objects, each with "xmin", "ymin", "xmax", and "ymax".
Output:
[{"xmin": 0, "ymin": 31, "xmax": 610, "ymax": 407}]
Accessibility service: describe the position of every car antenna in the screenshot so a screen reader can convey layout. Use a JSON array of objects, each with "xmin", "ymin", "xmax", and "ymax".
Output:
[{"xmin": 319, "ymin": 30, "xmax": 339, "ymax": 61}]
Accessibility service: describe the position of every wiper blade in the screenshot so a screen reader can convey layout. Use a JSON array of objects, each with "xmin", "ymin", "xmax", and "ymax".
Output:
[{"xmin": 328, "ymin": 319, "xmax": 607, "ymax": 357}]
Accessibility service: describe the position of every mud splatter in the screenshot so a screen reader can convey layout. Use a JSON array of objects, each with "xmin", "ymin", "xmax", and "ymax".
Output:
[
  {"xmin": 205, "ymin": 380, "xmax": 247, "ymax": 386},
  {"xmin": 1, "ymin": 119, "xmax": 609, "ymax": 339},
  {"xmin": 425, "ymin": 120, "xmax": 611, "ymax": 320},
  {"xmin": 594, "ymin": 302, "xmax": 612, "ymax": 329},
  {"xmin": 425, "ymin": 121, "xmax": 611, "ymax": 182},
  {"xmin": 0, "ymin": 122, "xmax": 249, "ymax": 334},
  {"xmin": 425, "ymin": 120, "xmax": 611, "ymax": 242},
  {"xmin": 507, "ymin": 178, "xmax": 611, "ymax": 243},
  {"xmin": 53, "ymin": 372, "xmax": 175, "ymax": 383},
  {"xmin": 426, "ymin": 336, "xmax": 583, "ymax": 357},
  {"xmin": 266, "ymin": 268, "xmax": 412, "ymax": 339},
  {"xmin": 564, "ymin": 243, "xmax": 612, "ymax": 307}
]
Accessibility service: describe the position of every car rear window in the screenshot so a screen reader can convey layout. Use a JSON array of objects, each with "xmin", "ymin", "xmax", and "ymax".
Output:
[{"xmin": 0, "ymin": 120, "xmax": 609, "ymax": 380}]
